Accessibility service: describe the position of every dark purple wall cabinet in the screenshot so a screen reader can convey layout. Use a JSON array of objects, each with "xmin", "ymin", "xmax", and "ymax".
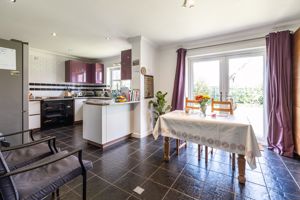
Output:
[
  {"xmin": 90, "ymin": 63, "xmax": 104, "ymax": 84},
  {"xmin": 121, "ymin": 49, "xmax": 132, "ymax": 80},
  {"xmin": 65, "ymin": 61, "xmax": 104, "ymax": 84},
  {"xmin": 65, "ymin": 60, "xmax": 91, "ymax": 83}
]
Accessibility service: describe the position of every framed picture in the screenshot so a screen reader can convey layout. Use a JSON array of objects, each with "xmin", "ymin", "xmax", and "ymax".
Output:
[{"xmin": 144, "ymin": 75, "xmax": 154, "ymax": 99}]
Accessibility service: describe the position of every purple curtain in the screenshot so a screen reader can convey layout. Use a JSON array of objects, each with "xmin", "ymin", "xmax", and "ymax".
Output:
[
  {"xmin": 266, "ymin": 31, "xmax": 294, "ymax": 157},
  {"xmin": 171, "ymin": 48, "xmax": 187, "ymax": 111}
]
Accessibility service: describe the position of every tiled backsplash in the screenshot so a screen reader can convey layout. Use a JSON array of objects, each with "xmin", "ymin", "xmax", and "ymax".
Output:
[{"xmin": 29, "ymin": 82, "xmax": 110, "ymax": 97}]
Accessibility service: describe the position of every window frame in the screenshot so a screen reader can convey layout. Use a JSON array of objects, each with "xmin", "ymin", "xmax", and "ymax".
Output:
[{"xmin": 187, "ymin": 48, "xmax": 267, "ymax": 143}]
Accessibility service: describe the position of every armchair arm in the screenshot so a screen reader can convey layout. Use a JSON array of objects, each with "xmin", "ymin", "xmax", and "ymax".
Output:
[
  {"xmin": 0, "ymin": 136, "xmax": 56, "ymax": 153},
  {"xmin": 0, "ymin": 149, "xmax": 84, "ymax": 179},
  {"xmin": 0, "ymin": 129, "xmax": 35, "ymax": 142}
]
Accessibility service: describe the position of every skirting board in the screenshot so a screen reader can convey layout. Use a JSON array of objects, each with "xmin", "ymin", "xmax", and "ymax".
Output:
[
  {"xmin": 86, "ymin": 134, "xmax": 131, "ymax": 149},
  {"xmin": 131, "ymin": 130, "xmax": 152, "ymax": 139}
]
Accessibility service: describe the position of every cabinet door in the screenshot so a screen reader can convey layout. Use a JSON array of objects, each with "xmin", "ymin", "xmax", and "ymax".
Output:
[
  {"xmin": 90, "ymin": 63, "xmax": 104, "ymax": 84},
  {"xmin": 121, "ymin": 49, "xmax": 132, "ymax": 80},
  {"xmin": 65, "ymin": 60, "xmax": 91, "ymax": 83},
  {"xmin": 74, "ymin": 98, "xmax": 87, "ymax": 121}
]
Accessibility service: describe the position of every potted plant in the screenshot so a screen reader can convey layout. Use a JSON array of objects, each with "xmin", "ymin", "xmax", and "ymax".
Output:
[{"xmin": 149, "ymin": 91, "xmax": 172, "ymax": 127}]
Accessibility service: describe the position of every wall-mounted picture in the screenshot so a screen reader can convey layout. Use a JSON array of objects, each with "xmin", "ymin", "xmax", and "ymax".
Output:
[{"xmin": 144, "ymin": 75, "xmax": 154, "ymax": 99}]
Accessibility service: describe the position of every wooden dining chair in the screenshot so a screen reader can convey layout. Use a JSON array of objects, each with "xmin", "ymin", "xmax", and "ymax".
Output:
[
  {"xmin": 181, "ymin": 98, "xmax": 204, "ymax": 160},
  {"xmin": 210, "ymin": 98, "xmax": 235, "ymax": 169}
]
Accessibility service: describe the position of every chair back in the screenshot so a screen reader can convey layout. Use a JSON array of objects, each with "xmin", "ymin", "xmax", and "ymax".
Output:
[
  {"xmin": 211, "ymin": 98, "xmax": 233, "ymax": 114},
  {"xmin": 0, "ymin": 151, "xmax": 18, "ymax": 200},
  {"xmin": 185, "ymin": 97, "xmax": 200, "ymax": 110}
]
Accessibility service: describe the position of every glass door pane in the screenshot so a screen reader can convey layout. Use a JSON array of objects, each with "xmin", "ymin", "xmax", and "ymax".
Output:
[
  {"xmin": 228, "ymin": 56, "xmax": 264, "ymax": 140},
  {"xmin": 191, "ymin": 60, "xmax": 220, "ymax": 99}
]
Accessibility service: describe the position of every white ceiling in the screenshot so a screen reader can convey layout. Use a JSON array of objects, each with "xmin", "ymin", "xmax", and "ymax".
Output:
[{"xmin": 0, "ymin": 0, "xmax": 300, "ymax": 59}]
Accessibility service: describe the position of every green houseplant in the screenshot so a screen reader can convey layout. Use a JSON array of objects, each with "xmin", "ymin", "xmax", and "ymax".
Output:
[{"xmin": 149, "ymin": 91, "xmax": 172, "ymax": 126}]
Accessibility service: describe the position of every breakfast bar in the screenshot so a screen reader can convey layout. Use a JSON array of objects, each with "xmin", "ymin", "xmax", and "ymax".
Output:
[{"xmin": 82, "ymin": 100, "xmax": 139, "ymax": 148}]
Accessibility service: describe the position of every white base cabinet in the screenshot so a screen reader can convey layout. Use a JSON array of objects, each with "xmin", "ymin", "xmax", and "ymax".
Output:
[
  {"xmin": 83, "ymin": 102, "xmax": 134, "ymax": 146},
  {"xmin": 28, "ymin": 101, "xmax": 41, "ymax": 129},
  {"xmin": 74, "ymin": 98, "xmax": 87, "ymax": 122}
]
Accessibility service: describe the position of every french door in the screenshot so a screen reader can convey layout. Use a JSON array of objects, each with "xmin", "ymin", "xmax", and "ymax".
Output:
[{"xmin": 188, "ymin": 50, "xmax": 266, "ymax": 142}]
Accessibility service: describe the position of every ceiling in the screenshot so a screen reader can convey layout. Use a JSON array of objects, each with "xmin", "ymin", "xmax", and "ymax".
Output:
[{"xmin": 0, "ymin": 0, "xmax": 300, "ymax": 59}]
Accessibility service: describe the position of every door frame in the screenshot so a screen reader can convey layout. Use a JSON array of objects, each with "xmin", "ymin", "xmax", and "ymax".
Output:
[{"xmin": 187, "ymin": 48, "xmax": 267, "ymax": 143}]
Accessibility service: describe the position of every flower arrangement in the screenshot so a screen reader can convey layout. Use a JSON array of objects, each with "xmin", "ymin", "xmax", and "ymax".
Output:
[
  {"xmin": 195, "ymin": 95, "xmax": 210, "ymax": 106},
  {"xmin": 195, "ymin": 94, "xmax": 210, "ymax": 116}
]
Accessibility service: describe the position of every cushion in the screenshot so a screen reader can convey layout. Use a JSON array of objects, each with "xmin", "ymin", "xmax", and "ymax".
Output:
[
  {"xmin": 13, "ymin": 151, "xmax": 93, "ymax": 200},
  {"xmin": 3, "ymin": 143, "xmax": 53, "ymax": 170},
  {"xmin": 0, "ymin": 151, "xmax": 19, "ymax": 200}
]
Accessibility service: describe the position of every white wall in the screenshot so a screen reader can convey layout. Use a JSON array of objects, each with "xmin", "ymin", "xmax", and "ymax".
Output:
[
  {"xmin": 129, "ymin": 36, "xmax": 159, "ymax": 138},
  {"xmin": 29, "ymin": 48, "xmax": 100, "ymax": 83},
  {"xmin": 155, "ymin": 23, "xmax": 300, "ymax": 105},
  {"xmin": 140, "ymin": 37, "xmax": 158, "ymax": 135}
]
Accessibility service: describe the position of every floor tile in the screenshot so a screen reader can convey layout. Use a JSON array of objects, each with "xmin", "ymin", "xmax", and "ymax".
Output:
[
  {"xmin": 115, "ymin": 172, "xmax": 146, "ymax": 193},
  {"xmin": 172, "ymin": 175, "xmax": 203, "ymax": 199},
  {"xmin": 131, "ymin": 161, "xmax": 159, "ymax": 178},
  {"xmin": 150, "ymin": 168, "xmax": 179, "ymax": 187},
  {"xmin": 91, "ymin": 185, "xmax": 131, "ymax": 200},
  {"xmin": 164, "ymin": 189, "xmax": 195, "ymax": 200},
  {"xmin": 134, "ymin": 180, "xmax": 168, "ymax": 200},
  {"xmin": 182, "ymin": 163, "xmax": 209, "ymax": 182},
  {"xmin": 35, "ymin": 125, "xmax": 300, "ymax": 200},
  {"xmin": 73, "ymin": 176, "xmax": 110, "ymax": 198}
]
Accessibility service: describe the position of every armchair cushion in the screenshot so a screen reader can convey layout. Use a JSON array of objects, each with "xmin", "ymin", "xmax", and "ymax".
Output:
[
  {"xmin": 0, "ymin": 152, "xmax": 19, "ymax": 200},
  {"xmin": 3, "ymin": 143, "xmax": 53, "ymax": 170},
  {"xmin": 13, "ymin": 151, "xmax": 93, "ymax": 200}
]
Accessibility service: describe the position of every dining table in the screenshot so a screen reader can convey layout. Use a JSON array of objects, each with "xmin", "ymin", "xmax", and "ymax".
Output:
[{"xmin": 152, "ymin": 110, "xmax": 262, "ymax": 184}]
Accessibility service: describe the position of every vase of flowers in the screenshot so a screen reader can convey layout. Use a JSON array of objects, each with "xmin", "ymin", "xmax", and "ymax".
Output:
[{"xmin": 195, "ymin": 94, "xmax": 210, "ymax": 117}]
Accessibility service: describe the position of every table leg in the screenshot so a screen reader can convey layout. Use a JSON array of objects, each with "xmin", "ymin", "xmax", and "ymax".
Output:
[
  {"xmin": 164, "ymin": 137, "xmax": 170, "ymax": 161},
  {"xmin": 238, "ymin": 154, "xmax": 246, "ymax": 184},
  {"xmin": 176, "ymin": 139, "xmax": 180, "ymax": 155},
  {"xmin": 205, "ymin": 146, "xmax": 208, "ymax": 164},
  {"xmin": 232, "ymin": 153, "xmax": 236, "ymax": 170}
]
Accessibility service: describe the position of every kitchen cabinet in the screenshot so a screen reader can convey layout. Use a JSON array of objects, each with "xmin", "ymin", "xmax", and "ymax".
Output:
[
  {"xmin": 65, "ymin": 60, "xmax": 91, "ymax": 83},
  {"xmin": 28, "ymin": 101, "xmax": 41, "ymax": 129},
  {"xmin": 121, "ymin": 49, "xmax": 132, "ymax": 80},
  {"xmin": 74, "ymin": 98, "xmax": 87, "ymax": 122},
  {"xmin": 90, "ymin": 63, "xmax": 104, "ymax": 84}
]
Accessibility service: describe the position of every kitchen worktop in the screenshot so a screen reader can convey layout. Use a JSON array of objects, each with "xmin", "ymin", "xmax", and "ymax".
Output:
[
  {"xmin": 84, "ymin": 101, "xmax": 140, "ymax": 106},
  {"xmin": 29, "ymin": 96, "xmax": 112, "ymax": 101}
]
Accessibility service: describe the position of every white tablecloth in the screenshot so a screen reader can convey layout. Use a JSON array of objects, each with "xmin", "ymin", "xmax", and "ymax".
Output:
[{"xmin": 153, "ymin": 110, "xmax": 261, "ymax": 169}]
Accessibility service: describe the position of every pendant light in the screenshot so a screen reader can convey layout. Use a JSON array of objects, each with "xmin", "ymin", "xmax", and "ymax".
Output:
[{"xmin": 182, "ymin": 0, "xmax": 195, "ymax": 8}]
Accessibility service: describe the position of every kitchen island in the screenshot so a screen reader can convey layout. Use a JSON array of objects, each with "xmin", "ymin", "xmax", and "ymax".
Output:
[{"xmin": 82, "ymin": 100, "xmax": 139, "ymax": 148}]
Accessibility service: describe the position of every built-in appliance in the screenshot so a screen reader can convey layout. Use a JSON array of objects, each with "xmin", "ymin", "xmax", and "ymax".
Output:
[
  {"xmin": 0, "ymin": 38, "xmax": 29, "ymax": 145},
  {"xmin": 41, "ymin": 99, "xmax": 74, "ymax": 130}
]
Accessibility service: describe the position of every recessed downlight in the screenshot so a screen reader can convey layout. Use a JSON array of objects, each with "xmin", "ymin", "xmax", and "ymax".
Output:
[
  {"xmin": 51, "ymin": 32, "xmax": 57, "ymax": 37},
  {"xmin": 10, "ymin": 0, "xmax": 16, "ymax": 2}
]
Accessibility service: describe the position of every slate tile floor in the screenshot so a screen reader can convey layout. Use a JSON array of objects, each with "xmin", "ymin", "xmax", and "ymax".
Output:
[{"xmin": 37, "ymin": 125, "xmax": 300, "ymax": 200}]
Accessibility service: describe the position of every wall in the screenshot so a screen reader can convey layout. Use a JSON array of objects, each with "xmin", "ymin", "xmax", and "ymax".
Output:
[
  {"xmin": 155, "ymin": 23, "xmax": 300, "ymax": 104},
  {"xmin": 129, "ymin": 36, "xmax": 159, "ymax": 138},
  {"xmin": 28, "ymin": 48, "xmax": 103, "ymax": 97}
]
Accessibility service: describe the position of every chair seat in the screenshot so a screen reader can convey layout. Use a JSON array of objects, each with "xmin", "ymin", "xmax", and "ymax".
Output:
[
  {"xmin": 12, "ymin": 151, "xmax": 93, "ymax": 200},
  {"xmin": 3, "ymin": 143, "xmax": 53, "ymax": 171}
]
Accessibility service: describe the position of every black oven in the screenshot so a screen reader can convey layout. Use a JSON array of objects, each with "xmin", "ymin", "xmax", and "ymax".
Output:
[{"xmin": 41, "ymin": 99, "xmax": 74, "ymax": 130}]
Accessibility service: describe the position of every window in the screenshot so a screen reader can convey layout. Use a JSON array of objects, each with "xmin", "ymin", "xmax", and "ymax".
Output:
[
  {"xmin": 188, "ymin": 49, "xmax": 266, "ymax": 142},
  {"xmin": 107, "ymin": 67, "xmax": 131, "ymax": 90}
]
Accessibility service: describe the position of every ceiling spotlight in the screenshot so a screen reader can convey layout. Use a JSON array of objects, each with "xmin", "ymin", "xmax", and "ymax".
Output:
[
  {"xmin": 10, "ymin": 0, "xmax": 16, "ymax": 2},
  {"xmin": 51, "ymin": 32, "xmax": 57, "ymax": 37},
  {"xmin": 182, "ymin": 0, "xmax": 195, "ymax": 8}
]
